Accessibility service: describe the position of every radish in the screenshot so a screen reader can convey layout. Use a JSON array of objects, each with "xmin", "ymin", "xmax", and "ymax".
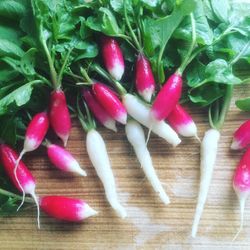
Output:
[
  {"xmin": 39, "ymin": 196, "xmax": 97, "ymax": 222},
  {"xmin": 151, "ymin": 73, "xmax": 183, "ymax": 122},
  {"xmin": 46, "ymin": 143, "xmax": 87, "ymax": 176},
  {"xmin": 135, "ymin": 53, "xmax": 155, "ymax": 102},
  {"xmin": 82, "ymin": 89, "xmax": 117, "ymax": 132},
  {"xmin": 125, "ymin": 120, "xmax": 170, "ymax": 204},
  {"xmin": 231, "ymin": 120, "xmax": 250, "ymax": 150},
  {"xmin": 167, "ymin": 104, "xmax": 198, "ymax": 138},
  {"xmin": 101, "ymin": 36, "xmax": 125, "ymax": 81},
  {"xmin": 0, "ymin": 144, "xmax": 40, "ymax": 227},
  {"xmin": 13, "ymin": 112, "xmax": 49, "ymax": 197},
  {"xmin": 49, "ymin": 89, "xmax": 72, "ymax": 147},
  {"xmin": 192, "ymin": 129, "xmax": 220, "ymax": 238},
  {"xmin": 122, "ymin": 93, "xmax": 181, "ymax": 147},
  {"xmin": 86, "ymin": 129, "xmax": 127, "ymax": 218},
  {"xmin": 92, "ymin": 82, "xmax": 127, "ymax": 125},
  {"xmin": 232, "ymin": 148, "xmax": 250, "ymax": 240}
]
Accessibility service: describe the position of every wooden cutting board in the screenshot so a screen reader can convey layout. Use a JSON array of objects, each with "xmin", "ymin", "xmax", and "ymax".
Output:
[{"xmin": 1, "ymin": 84, "xmax": 250, "ymax": 250}]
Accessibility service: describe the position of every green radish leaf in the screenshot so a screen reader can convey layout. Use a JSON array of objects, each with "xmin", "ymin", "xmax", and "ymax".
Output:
[
  {"xmin": 0, "ymin": 0, "xmax": 26, "ymax": 20},
  {"xmin": 20, "ymin": 48, "xmax": 37, "ymax": 76},
  {"xmin": 210, "ymin": 0, "xmax": 230, "ymax": 23},
  {"xmin": 235, "ymin": 97, "xmax": 250, "ymax": 111},
  {"xmin": 174, "ymin": 1, "xmax": 213, "ymax": 45},
  {"xmin": 0, "ymin": 39, "xmax": 24, "ymax": 58},
  {"xmin": 189, "ymin": 84, "xmax": 224, "ymax": 107},
  {"xmin": 0, "ymin": 80, "xmax": 41, "ymax": 115}
]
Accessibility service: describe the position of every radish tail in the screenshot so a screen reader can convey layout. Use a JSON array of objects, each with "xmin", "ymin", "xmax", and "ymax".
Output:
[
  {"xmin": 145, "ymin": 125, "xmax": 152, "ymax": 146},
  {"xmin": 30, "ymin": 191, "xmax": 40, "ymax": 229},
  {"xmin": 195, "ymin": 134, "xmax": 201, "ymax": 143},
  {"xmin": 14, "ymin": 149, "xmax": 26, "ymax": 211},
  {"xmin": 232, "ymin": 196, "xmax": 246, "ymax": 242}
]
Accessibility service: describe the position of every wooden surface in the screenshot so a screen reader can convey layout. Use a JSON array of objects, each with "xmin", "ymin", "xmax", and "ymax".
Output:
[{"xmin": 1, "ymin": 85, "xmax": 250, "ymax": 250}]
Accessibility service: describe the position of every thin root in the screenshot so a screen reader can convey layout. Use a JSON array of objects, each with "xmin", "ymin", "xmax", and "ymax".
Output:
[
  {"xmin": 31, "ymin": 191, "xmax": 40, "ymax": 229},
  {"xmin": 14, "ymin": 149, "xmax": 26, "ymax": 211}
]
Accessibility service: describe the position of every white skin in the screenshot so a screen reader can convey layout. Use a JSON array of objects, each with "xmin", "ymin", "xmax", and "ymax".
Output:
[
  {"xmin": 192, "ymin": 128, "xmax": 220, "ymax": 238},
  {"xmin": 125, "ymin": 120, "xmax": 170, "ymax": 204},
  {"xmin": 122, "ymin": 94, "xmax": 181, "ymax": 147},
  {"xmin": 86, "ymin": 129, "xmax": 127, "ymax": 218}
]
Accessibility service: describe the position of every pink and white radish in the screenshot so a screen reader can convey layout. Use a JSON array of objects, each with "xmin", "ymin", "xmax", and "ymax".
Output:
[
  {"xmin": 151, "ymin": 73, "xmax": 183, "ymax": 122},
  {"xmin": 86, "ymin": 129, "xmax": 127, "ymax": 218},
  {"xmin": 192, "ymin": 129, "xmax": 220, "ymax": 238},
  {"xmin": 167, "ymin": 104, "xmax": 198, "ymax": 138},
  {"xmin": 135, "ymin": 53, "xmax": 155, "ymax": 102},
  {"xmin": 232, "ymin": 148, "xmax": 250, "ymax": 240},
  {"xmin": 39, "ymin": 196, "xmax": 97, "ymax": 222},
  {"xmin": 82, "ymin": 89, "xmax": 117, "ymax": 132},
  {"xmin": 231, "ymin": 120, "xmax": 250, "ymax": 150},
  {"xmin": 49, "ymin": 89, "xmax": 72, "ymax": 146},
  {"xmin": 13, "ymin": 111, "xmax": 49, "ymax": 205},
  {"xmin": 125, "ymin": 120, "xmax": 170, "ymax": 204},
  {"xmin": 101, "ymin": 36, "xmax": 125, "ymax": 81},
  {"xmin": 122, "ymin": 93, "xmax": 181, "ymax": 147},
  {"xmin": 92, "ymin": 82, "xmax": 127, "ymax": 125},
  {"xmin": 0, "ymin": 144, "xmax": 40, "ymax": 227},
  {"xmin": 46, "ymin": 143, "xmax": 87, "ymax": 176}
]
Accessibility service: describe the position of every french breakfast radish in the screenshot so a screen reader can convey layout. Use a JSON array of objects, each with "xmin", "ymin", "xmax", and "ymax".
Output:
[
  {"xmin": 82, "ymin": 89, "xmax": 117, "ymax": 132},
  {"xmin": 135, "ymin": 53, "xmax": 155, "ymax": 102},
  {"xmin": 0, "ymin": 144, "xmax": 40, "ymax": 227},
  {"xmin": 49, "ymin": 89, "xmax": 71, "ymax": 147},
  {"xmin": 39, "ymin": 196, "xmax": 97, "ymax": 222},
  {"xmin": 122, "ymin": 93, "xmax": 181, "ymax": 146},
  {"xmin": 86, "ymin": 129, "xmax": 127, "ymax": 218},
  {"xmin": 92, "ymin": 82, "xmax": 127, "ymax": 125},
  {"xmin": 231, "ymin": 120, "xmax": 250, "ymax": 150},
  {"xmin": 192, "ymin": 129, "xmax": 220, "ymax": 238},
  {"xmin": 101, "ymin": 36, "xmax": 125, "ymax": 81},
  {"xmin": 125, "ymin": 120, "xmax": 170, "ymax": 204},
  {"xmin": 46, "ymin": 143, "xmax": 87, "ymax": 176},
  {"xmin": 167, "ymin": 104, "xmax": 198, "ymax": 138},
  {"xmin": 232, "ymin": 148, "xmax": 250, "ymax": 240},
  {"xmin": 151, "ymin": 73, "xmax": 183, "ymax": 122},
  {"xmin": 13, "ymin": 111, "xmax": 49, "ymax": 205}
]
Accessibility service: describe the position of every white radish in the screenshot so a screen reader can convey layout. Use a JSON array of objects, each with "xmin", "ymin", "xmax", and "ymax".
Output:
[
  {"xmin": 86, "ymin": 129, "xmax": 126, "ymax": 218},
  {"xmin": 125, "ymin": 120, "xmax": 170, "ymax": 204},
  {"xmin": 192, "ymin": 128, "xmax": 220, "ymax": 238},
  {"xmin": 122, "ymin": 93, "xmax": 181, "ymax": 147}
]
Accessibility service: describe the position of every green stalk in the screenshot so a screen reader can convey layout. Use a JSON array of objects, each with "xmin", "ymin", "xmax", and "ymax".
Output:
[
  {"xmin": 178, "ymin": 13, "xmax": 196, "ymax": 75},
  {"xmin": 39, "ymin": 26, "xmax": 58, "ymax": 89},
  {"xmin": 124, "ymin": 0, "xmax": 141, "ymax": 52},
  {"xmin": 57, "ymin": 48, "xmax": 73, "ymax": 87},
  {"xmin": 80, "ymin": 67, "xmax": 93, "ymax": 84},
  {"xmin": 214, "ymin": 85, "xmax": 233, "ymax": 130},
  {"xmin": 186, "ymin": 26, "xmax": 235, "ymax": 67},
  {"xmin": 0, "ymin": 188, "xmax": 34, "ymax": 204},
  {"xmin": 91, "ymin": 64, "xmax": 127, "ymax": 96}
]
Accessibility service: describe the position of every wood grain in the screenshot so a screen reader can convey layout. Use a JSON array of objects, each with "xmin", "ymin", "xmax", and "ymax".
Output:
[{"xmin": 1, "ymin": 85, "xmax": 250, "ymax": 250}]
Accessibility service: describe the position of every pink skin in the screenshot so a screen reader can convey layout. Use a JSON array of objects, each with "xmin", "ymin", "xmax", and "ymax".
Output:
[
  {"xmin": 82, "ymin": 89, "xmax": 117, "ymax": 132},
  {"xmin": 167, "ymin": 104, "xmax": 197, "ymax": 137},
  {"xmin": 23, "ymin": 111, "xmax": 49, "ymax": 153},
  {"xmin": 39, "ymin": 196, "xmax": 98, "ymax": 222},
  {"xmin": 135, "ymin": 53, "xmax": 155, "ymax": 102},
  {"xmin": 49, "ymin": 90, "xmax": 71, "ymax": 147},
  {"xmin": 47, "ymin": 144, "xmax": 87, "ymax": 176},
  {"xmin": 0, "ymin": 144, "xmax": 36, "ymax": 193},
  {"xmin": 101, "ymin": 36, "xmax": 125, "ymax": 81},
  {"xmin": 151, "ymin": 73, "xmax": 183, "ymax": 121},
  {"xmin": 231, "ymin": 120, "xmax": 250, "ymax": 150},
  {"xmin": 0, "ymin": 144, "xmax": 40, "ymax": 227},
  {"xmin": 232, "ymin": 148, "xmax": 250, "ymax": 240},
  {"xmin": 92, "ymin": 82, "xmax": 127, "ymax": 124}
]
